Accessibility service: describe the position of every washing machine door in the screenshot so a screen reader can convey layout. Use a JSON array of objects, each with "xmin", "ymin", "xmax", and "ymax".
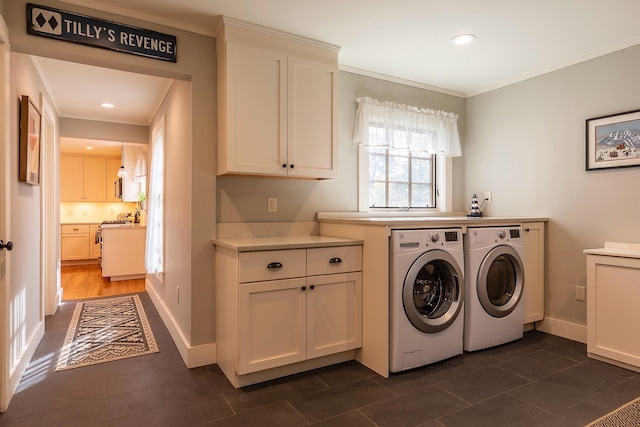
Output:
[
  {"xmin": 402, "ymin": 250, "xmax": 464, "ymax": 333},
  {"xmin": 477, "ymin": 245, "xmax": 524, "ymax": 318}
]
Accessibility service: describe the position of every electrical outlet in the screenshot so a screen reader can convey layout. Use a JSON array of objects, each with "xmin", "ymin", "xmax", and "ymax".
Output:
[
  {"xmin": 268, "ymin": 197, "xmax": 278, "ymax": 213},
  {"xmin": 576, "ymin": 285, "xmax": 586, "ymax": 301},
  {"xmin": 484, "ymin": 191, "xmax": 492, "ymax": 204}
]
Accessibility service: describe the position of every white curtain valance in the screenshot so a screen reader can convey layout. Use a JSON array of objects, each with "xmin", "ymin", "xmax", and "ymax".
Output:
[{"xmin": 353, "ymin": 97, "xmax": 462, "ymax": 157}]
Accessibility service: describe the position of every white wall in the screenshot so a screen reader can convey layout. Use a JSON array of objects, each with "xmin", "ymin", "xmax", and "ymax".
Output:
[
  {"xmin": 465, "ymin": 44, "xmax": 640, "ymax": 330},
  {"xmin": 216, "ymin": 70, "xmax": 466, "ymax": 222},
  {"xmin": 5, "ymin": 0, "xmax": 216, "ymax": 360},
  {"xmin": 8, "ymin": 51, "xmax": 51, "ymax": 405}
]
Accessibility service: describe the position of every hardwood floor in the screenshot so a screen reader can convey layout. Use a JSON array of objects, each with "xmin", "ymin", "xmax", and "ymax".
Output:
[{"xmin": 61, "ymin": 264, "xmax": 146, "ymax": 300}]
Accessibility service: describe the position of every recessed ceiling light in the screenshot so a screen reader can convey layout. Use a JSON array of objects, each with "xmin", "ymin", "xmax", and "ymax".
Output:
[
  {"xmin": 101, "ymin": 103, "xmax": 115, "ymax": 108},
  {"xmin": 86, "ymin": 146, "xmax": 93, "ymax": 150},
  {"xmin": 451, "ymin": 34, "xmax": 476, "ymax": 45}
]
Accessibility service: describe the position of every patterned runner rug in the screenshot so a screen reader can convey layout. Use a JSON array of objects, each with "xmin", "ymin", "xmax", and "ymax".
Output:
[
  {"xmin": 56, "ymin": 294, "xmax": 158, "ymax": 371},
  {"xmin": 586, "ymin": 397, "xmax": 640, "ymax": 426}
]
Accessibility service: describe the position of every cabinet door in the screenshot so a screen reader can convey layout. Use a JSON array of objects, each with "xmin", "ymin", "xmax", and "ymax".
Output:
[
  {"xmin": 61, "ymin": 233, "xmax": 90, "ymax": 260},
  {"xmin": 523, "ymin": 222, "xmax": 545, "ymax": 323},
  {"xmin": 83, "ymin": 157, "xmax": 107, "ymax": 201},
  {"xmin": 106, "ymin": 158, "xmax": 122, "ymax": 202},
  {"xmin": 223, "ymin": 42, "xmax": 288, "ymax": 176},
  {"xmin": 238, "ymin": 278, "xmax": 306, "ymax": 374},
  {"xmin": 306, "ymin": 272, "xmax": 362, "ymax": 359},
  {"xmin": 60, "ymin": 156, "xmax": 84, "ymax": 201},
  {"xmin": 288, "ymin": 57, "xmax": 338, "ymax": 179}
]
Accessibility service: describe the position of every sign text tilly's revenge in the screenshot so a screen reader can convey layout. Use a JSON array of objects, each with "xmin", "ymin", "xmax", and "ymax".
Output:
[{"xmin": 27, "ymin": 3, "xmax": 177, "ymax": 62}]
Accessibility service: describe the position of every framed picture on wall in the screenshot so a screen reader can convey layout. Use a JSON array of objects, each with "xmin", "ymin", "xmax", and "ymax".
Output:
[
  {"xmin": 19, "ymin": 95, "xmax": 41, "ymax": 185},
  {"xmin": 586, "ymin": 109, "xmax": 640, "ymax": 171}
]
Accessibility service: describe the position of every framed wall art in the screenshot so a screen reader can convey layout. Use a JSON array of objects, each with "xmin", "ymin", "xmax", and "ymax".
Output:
[
  {"xmin": 19, "ymin": 95, "xmax": 41, "ymax": 185},
  {"xmin": 586, "ymin": 109, "xmax": 640, "ymax": 171}
]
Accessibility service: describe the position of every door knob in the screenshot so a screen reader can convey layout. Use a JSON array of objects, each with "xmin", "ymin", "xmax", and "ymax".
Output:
[{"xmin": 0, "ymin": 240, "xmax": 13, "ymax": 251}]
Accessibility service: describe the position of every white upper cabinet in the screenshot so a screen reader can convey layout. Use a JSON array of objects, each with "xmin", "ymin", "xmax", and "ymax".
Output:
[{"xmin": 216, "ymin": 18, "xmax": 339, "ymax": 179}]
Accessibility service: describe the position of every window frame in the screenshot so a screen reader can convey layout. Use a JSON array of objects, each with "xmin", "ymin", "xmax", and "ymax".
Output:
[{"xmin": 358, "ymin": 145, "xmax": 453, "ymax": 213}]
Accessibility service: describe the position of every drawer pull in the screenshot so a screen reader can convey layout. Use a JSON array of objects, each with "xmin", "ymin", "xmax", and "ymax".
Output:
[
  {"xmin": 73, "ymin": 228, "xmax": 80, "ymax": 231},
  {"xmin": 329, "ymin": 257, "xmax": 342, "ymax": 264},
  {"xmin": 267, "ymin": 262, "xmax": 283, "ymax": 269}
]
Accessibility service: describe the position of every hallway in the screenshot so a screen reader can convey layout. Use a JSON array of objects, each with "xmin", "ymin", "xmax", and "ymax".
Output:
[{"xmin": 1, "ymin": 294, "xmax": 640, "ymax": 426}]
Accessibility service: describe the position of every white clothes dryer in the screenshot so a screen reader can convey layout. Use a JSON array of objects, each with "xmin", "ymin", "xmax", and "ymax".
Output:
[
  {"xmin": 390, "ymin": 228, "xmax": 465, "ymax": 373},
  {"xmin": 464, "ymin": 226, "xmax": 525, "ymax": 352}
]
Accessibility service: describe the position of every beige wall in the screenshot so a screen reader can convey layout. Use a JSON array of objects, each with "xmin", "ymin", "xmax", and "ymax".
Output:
[
  {"xmin": 465, "ymin": 43, "xmax": 640, "ymax": 329},
  {"xmin": 216, "ymin": 70, "xmax": 466, "ymax": 222},
  {"xmin": 5, "ymin": 0, "xmax": 215, "ymax": 350},
  {"xmin": 60, "ymin": 118, "xmax": 149, "ymax": 144}
]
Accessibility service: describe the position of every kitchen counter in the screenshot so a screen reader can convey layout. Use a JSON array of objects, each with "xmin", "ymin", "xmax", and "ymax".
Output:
[
  {"xmin": 584, "ymin": 241, "xmax": 640, "ymax": 259},
  {"xmin": 213, "ymin": 235, "xmax": 363, "ymax": 252}
]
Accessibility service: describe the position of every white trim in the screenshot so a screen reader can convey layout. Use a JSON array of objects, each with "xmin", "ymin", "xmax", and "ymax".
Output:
[
  {"xmin": 40, "ymin": 94, "xmax": 61, "ymax": 316},
  {"xmin": 340, "ymin": 65, "xmax": 465, "ymax": 98},
  {"xmin": 8, "ymin": 323, "xmax": 44, "ymax": 401},
  {"xmin": 0, "ymin": 11, "xmax": 9, "ymax": 413},
  {"xmin": 145, "ymin": 280, "xmax": 216, "ymax": 368},
  {"xmin": 535, "ymin": 316, "xmax": 587, "ymax": 344}
]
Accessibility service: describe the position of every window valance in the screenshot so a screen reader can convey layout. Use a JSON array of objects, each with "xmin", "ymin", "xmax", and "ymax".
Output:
[{"xmin": 353, "ymin": 97, "xmax": 462, "ymax": 157}]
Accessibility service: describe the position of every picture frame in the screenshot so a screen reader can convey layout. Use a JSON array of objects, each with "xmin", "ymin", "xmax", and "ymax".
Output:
[
  {"xmin": 586, "ymin": 108, "xmax": 640, "ymax": 171},
  {"xmin": 19, "ymin": 95, "xmax": 41, "ymax": 185}
]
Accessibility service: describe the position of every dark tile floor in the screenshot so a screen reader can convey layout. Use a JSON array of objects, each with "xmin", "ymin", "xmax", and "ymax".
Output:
[{"xmin": 1, "ymin": 292, "xmax": 639, "ymax": 426}]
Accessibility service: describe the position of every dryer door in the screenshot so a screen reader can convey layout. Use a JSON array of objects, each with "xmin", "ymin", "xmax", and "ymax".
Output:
[
  {"xmin": 477, "ymin": 245, "xmax": 524, "ymax": 318},
  {"xmin": 402, "ymin": 250, "xmax": 464, "ymax": 333}
]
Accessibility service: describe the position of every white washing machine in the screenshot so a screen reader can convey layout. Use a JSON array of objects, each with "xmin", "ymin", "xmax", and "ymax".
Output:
[
  {"xmin": 390, "ymin": 228, "xmax": 465, "ymax": 372},
  {"xmin": 464, "ymin": 226, "xmax": 525, "ymax": 352}
]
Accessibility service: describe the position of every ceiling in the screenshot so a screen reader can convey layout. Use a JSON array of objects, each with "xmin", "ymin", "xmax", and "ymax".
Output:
[{"xmin": 35, "ymin": 0, "xmax": 640, "ymax": 153}]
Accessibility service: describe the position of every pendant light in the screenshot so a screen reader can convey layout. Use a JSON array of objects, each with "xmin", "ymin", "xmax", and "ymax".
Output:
[{"xmin": 117, "ymin": 142, "xmax": 127, "ymax": 178}]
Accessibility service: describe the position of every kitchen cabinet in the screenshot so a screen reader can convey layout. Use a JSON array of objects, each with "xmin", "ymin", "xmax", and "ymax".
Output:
[
  {"xmin": 61, "ymin": 224, "xmax": 91, "ymax": 261},
  {"xmin": 61, "ymin": 155, "xmax": 122, "ymax": 202},
  {"xmin": 215, "ymin": 237, "xmax": 362, "ymax": 387},
  {"xmin": 216, "ymin": 19, "xmax": 339, "ymax": 179},
  {"xmin": 523, "ymin": 222, "xmax": 545, "ymax": 324}
]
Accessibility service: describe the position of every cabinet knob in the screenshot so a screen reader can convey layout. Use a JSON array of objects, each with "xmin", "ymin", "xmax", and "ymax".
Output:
[
  {"xmin": 329, "ymin": 257, "xmax": 342, "ymax": 264},
  {"xmin": 0, "ymin": 240, "xmax": 13, "ymax": 251},
  {"xmin": 309, "ymin": 285, "xmax": 315, "ymax": 290},
  {"xmin": 301, "ymin": 286, "xmax": 307, "ymax": 291},
  {"xmin": 267, "ymin": 262, "xmax": 283, "ymax": 269},
  {"xmin": 289, "ymin": 164, "xmax": 295, "ymax": 169},
  {"xmin": 525, "ymin": 228, "xmax": 530, "ymax": 232},
  {"xmin": 282, "ymin": 163, "xmax": 287, "ymax": 168}
]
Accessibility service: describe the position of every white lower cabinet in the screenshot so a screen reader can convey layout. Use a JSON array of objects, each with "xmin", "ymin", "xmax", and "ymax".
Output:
[
  {"xmin": 216, "ymin": 242, "xmax": 362, "ymax": 387},
  {"xmin": 238, "ymin": 271, "xmax": 362, "ymax": 375}
]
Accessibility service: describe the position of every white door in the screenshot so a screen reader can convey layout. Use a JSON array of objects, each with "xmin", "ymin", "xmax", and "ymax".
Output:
[{"xmin": 0, "ymin": 13, "xmax": 11, "ymax": 412}]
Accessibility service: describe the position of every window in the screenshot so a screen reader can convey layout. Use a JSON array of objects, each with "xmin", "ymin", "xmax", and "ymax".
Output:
[
  {"xmin": 368, "ymin": 139, "xmax": 435, "ymax": 209},
  {"xmin": 354, "ymin": 97, "xmax": 461, "ymax": 211},
  {"xmin": 146, "ymin": 118, "xmax": 165, "ymax": 277}
]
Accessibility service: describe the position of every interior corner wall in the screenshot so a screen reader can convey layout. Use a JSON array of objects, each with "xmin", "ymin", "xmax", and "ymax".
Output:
[
  {"xmin": 464, "ymin": 43, "xmax": 640, "ymax": 328},
  {"xmin": 216, "ymin": 70, "xmax": 466, "ymax": 223}
]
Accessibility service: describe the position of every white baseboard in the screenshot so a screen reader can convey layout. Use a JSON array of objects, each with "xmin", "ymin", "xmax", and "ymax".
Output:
[
  {"xmin": 5, "ymin": 321, "xmax": 45, "ymax": 411},
  {"xmin": 145, "ymin": 280, "xmax": 216, "ymax": 368},
  {"xmin": 536, "ymin": 316, "xmax": 587, "ymax": 343}
]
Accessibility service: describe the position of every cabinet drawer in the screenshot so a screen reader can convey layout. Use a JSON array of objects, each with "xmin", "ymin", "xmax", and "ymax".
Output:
[
  {"xmin": 307, "ymin": 246, "xmax": 362, "ymax": 276},
  {"xmin": 239, "ymin": 249, "xmax": 306, "ymax": 283},
  {"xmin": 61, "ymin": 224, "xmax": 90, "ymax": 233}
]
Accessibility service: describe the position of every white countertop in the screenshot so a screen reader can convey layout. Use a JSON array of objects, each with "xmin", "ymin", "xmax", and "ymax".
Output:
[
  {"xmin": 316, "ymin": 212, "xmax": 548, "ymax": 227},
  {"xmin": 213, "ymin": 235, "xmax": 364, "ymax": 252},
  {"xmin": 584, "ymin": 242, "xmax": 640, "ymax": 259}
]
